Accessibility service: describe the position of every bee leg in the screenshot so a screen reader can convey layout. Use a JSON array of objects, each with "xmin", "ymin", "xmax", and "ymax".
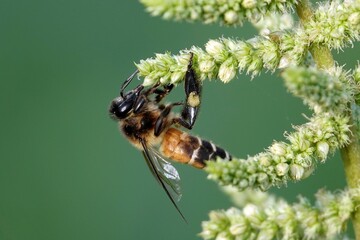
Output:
[
  {"xmin": 142, "ymin": 83, "xmax": 174, "ymax": 102},
  {"xmin": 172, "ymin": 117, "xmax": 193, "ymax": 130},
  {"xmin": 181, "ymin": 52, "xmax": 202, "ymax": 129},
  {"xmin": 120, "ymin": 69, "xmax": 139, "ymax": 97},
  {"xmin": 143, "ymin": 82, "xmax": 161, "ymax": 96},
  {"xmin": 154, "ymin": 84, "xmax": 174, "ymax": 103},
  {"xmin": 134, "ymin": 83, "xmax": 174, "ymax": 114},
  {"xmin": 154, "ymin": 102, "xmax": 182, "ymax": 136},
  {"xmin": 133, "ymin": 95, "xmax": 147, "ymax": 113},
  {"xmin": 133, "ymin": 82, "xmax": 163, "ymax": 113}
]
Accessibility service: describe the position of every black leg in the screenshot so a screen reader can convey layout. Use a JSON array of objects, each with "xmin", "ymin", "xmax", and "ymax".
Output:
[
  {"xmin": 132, "ymin": 82, "xmax": 163, "ymax": 114},
  {"xmin": 154, "ymin": 102, "xmax": 183, "ymax": 136},
  {"xmin": 172, "ymin": 117, "xmax": 193, "ymax": 130},
  {"xmin": 134, "ymin": 83, "xmax": 173, "ymax": 114},
  {"xmin": 133, "ymin": 95, "xmax": 147, "ymax": 114},
  {"xmin": 120, "ymin": 69, "xmax": 139, "ymax": 97},
  {"xmin": 143, "ymin": 82, "xmax": 160, "ymax": 96},
  {"xmin": 181, "ymin": 52, "xmax": 202, "ymax": 128},
  {"xmin": 154, "ymin": 84, "xmax": 174, "ymax": 103}
]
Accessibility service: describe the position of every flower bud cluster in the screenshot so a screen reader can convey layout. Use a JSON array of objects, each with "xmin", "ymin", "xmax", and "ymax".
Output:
[
  {"xmin": 221, "ymin": 187, "xmax": 276, "ymax": 208},
  {"xmin": 135, "ymin": 52, "xmax": 190, "ymax": 86},
  {"xmin": 135, "ymin": 35, "xmax": 312, "ymax": 85},
  {"xmin": 278, "ymin": 30, "xmax": 309, "ymax": 68},
  {"xmin": 205, "ymin": 114, "xmax": 350, "ymax": 190},
  {"xmin": 251, "ymin": 12, "xmax": 294, "ymax": 36},
  {"xmin": 135, "ymin": 2, "xmax": 360, "ymax": 81},
  {"xmin": 305, "ymin": 0, "xmax": 360, "ymax": 49},
  {"xmin": 283, "ymin": 67, "xmax": 354, "ymax": 114},
  {"xmin": 140, "ymin": 0, "xmax": 298, "ymax": 26},
  {"xmin": 200, "ymin": 187, "xmax": 360, "ymax": 240}
]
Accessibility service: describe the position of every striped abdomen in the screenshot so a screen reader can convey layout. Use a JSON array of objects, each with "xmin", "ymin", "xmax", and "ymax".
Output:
[{"xmin": 160, "ymin": 128, "xmax": 232, "ymax": 169}]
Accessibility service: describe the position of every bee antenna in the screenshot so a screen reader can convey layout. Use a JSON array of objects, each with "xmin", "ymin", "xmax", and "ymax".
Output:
[{"xmin": 120, "ymin": 69, "xmax": 140, "ymax": 97}]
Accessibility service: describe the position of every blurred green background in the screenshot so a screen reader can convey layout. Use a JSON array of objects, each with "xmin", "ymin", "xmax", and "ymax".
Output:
[{"xmin": 1, "ymin": 1, "xmax": 359, "ymax": 239}]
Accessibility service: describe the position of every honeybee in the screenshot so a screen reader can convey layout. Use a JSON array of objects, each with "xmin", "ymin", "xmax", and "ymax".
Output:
[{"xmin": 109, "ymin": 53, "xmax": 232, "ymax": 221}]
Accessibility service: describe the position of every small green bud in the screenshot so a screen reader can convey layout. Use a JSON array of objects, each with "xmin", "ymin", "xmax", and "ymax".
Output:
[
  {"xmin": 258, "ymin": 154, "xmax": 272, "ymax": 167},
  {"xmin": 278, "ymin": 55, "xmax": 291, "ymax": 69},
  {"xmin": 223, "ymin": 38, "xmax": 238, "ymax": 52},
  {"xmin": 257, "ymin": 173, "xmax": 270, "ymax": 189},
  {"xmin": 235, "ymin": 41, "xmax": 253, "ymax": 60},
  {"xmin": 316, "ymin": 141, "xmax": 330, "ymax": 160},
  {"xmin": 162, "ymin": 10, "xmax": 173, "ymax": 20},
  {"xmin": 348, "ymin": 12, "xmax": 360, "ymax": 26},
  {"xmin": 199, "ymin": 59, "xmax": 216, "ymax": 73},
  {"xmin": 229, "ymin": 221, "xmax": 248, "ymax": 235},
  {"xmin": 159, "ymin": 73, "xmax": 171, "ymax": 84},
  {"xmin": 290, "ymin": 164, "xmax": 305, "ymax": 180},
  {"xmin": 270, "ymin": 142, "xmax": 287, "ymax": 156},
  {"xmin": 258, "ymin": 40, "xmax": 280, "ymax": 70},
  {"xmin": 136, "ymin": 60, "xmax": 153, "ymax": 76},
  {"xmin": 241, "ymin": 0, "xmax": 257, "ymax": 9},
  {"xmin": 156, "ymin": 52, "xmax": 174, "ymax": 65},
  {"xmin": 215, "ymin": 232, "xmax": 232, "ymax": 240},
  {"xmin": 209, "ymin": 210, "xmax": 227, "ymax": 222},
  {"xmin": 170, "ymin": 71, "xmax": 185, "ymax": 84},
  {"xmin": 252, "ymin": 13, "xmax": 294, "ymax": 36},
  {"xmin": 243, "ymin": 204, "xmax": 263, "ymax": 225},
  {"xmin": 247, "ymin": 56, "xmax": 263, "ymax": 76},
  {"xmin": 202, "ymin": 4, "xmax": 214, "ymax": 13},
  {"xmin": 257, "ymin": 222, "xmax": 277, "ymax": 240},
  {"xmin": 239, "ymin": 179, "xmax": 249, "ymax": 189},
  {"xmin": 205, "ymin": 40, "xmax": 225, "ymax": 58},
  {"xmin": 330, "ymin": 25, "xmax": 345, "ymax": 39},
  {"xmin": 354, "ymin": 64, "xmax": 360, "ymax": 83},
  {"xmin": 224, "ymin": 10, "xmax": 239, "ymax": 24},
  {"xmin": 176, "ymin": 53, "xmax": 192, "ymax": 66},
  {"xmin": 302, "ymin": 166, "xmax": 315, "ymax": 179},
  {"xmin": 295, "ymin": 153, "xmax": 313, "ymax": 168},
  {"xmin": 143, "ymin": 75, "xmax": 156, "ymax": 86},
  {"xmin": 276, "ymin": 163, "xmax": 290, "ymax": 176},
  {"xmin": 218, "ymin": 58, "xmax": 237, "ymax": 83}
]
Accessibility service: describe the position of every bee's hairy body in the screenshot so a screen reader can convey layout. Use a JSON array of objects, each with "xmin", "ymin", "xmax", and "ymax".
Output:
[{"xmin": 120, "ymin": 102, "xmax": 231, "ymax": 169}]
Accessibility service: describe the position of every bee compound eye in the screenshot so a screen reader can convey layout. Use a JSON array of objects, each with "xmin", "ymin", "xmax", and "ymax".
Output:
[
  {"xmin": 109, "ymin": 98, "xmax": 123, "ymax": 118},
  {"xmin": 110, "ymin": 95, "xmax": 136, "ymax": 119}
]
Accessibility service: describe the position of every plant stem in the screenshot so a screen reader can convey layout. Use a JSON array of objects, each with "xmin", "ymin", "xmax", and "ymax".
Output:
[
  {"xmin": 296, "ymin": 0, "xmax": 336, "ymax": 69},
  {"xmin": 296, "ymin": 0, "xmax": 360, "ymax": 238},
  {"xmin": 309, "ymin": 45, "xmax": 335, "ymax": 69},
  {"xmin": 341, "ymin": 122, "xmax": 360, "ymax": 238}
]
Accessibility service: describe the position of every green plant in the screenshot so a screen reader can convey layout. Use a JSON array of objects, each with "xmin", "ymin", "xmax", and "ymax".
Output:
[{"xmin": 136, "ymin": 0, "xmax": 360, "ymax": 239}]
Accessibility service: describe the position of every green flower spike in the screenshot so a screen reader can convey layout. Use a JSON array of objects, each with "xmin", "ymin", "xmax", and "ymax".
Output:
[
  {"xmin": 200, "ymin": 187, "xmax": 360, "ymax": 240},
  {"xmin": 140, "ymin": 0, "xmax": 298, "ymax": 26},
  {"xmin": 206, "ymin": 114, "xmax": 350, "ymax": 191},
  {"xmin": 305, "ymin": 0, "xmax": 360, "ymax": 50}
]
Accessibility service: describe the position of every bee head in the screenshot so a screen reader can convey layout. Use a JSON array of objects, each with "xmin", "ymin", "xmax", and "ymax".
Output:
[
  {"xmin": 109, "ymin": 95, "xmax": 135, "ymax": 120},
  {"xmin": 109, "ymin": 83, "xmax": 144, "ymax": 120}
]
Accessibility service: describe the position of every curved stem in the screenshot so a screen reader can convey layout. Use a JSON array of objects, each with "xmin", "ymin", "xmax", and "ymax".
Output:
[{"xmin": 296, "ymin": 0, "xmax": 360, "ymax": 238}]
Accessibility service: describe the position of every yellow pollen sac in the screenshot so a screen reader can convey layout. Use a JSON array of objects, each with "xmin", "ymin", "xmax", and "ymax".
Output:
[{"xmin": 187, "ymin": 92, "xmax": 201, "ymax": 107}]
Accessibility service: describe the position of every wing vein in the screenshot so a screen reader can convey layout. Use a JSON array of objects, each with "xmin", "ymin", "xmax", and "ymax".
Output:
[{"xmin": 139, "ymin": 138, "xmax": 187, "ymax": 223}]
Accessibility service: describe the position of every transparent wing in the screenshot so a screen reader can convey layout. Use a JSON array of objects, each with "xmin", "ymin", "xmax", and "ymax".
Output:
[
  {"xmin": 139, "ymin": 138, "xmax": 186, "ymax": 222},
  {"xmin": 150, "ymin": 149, "xmax": 182, "ymax": 201}
]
